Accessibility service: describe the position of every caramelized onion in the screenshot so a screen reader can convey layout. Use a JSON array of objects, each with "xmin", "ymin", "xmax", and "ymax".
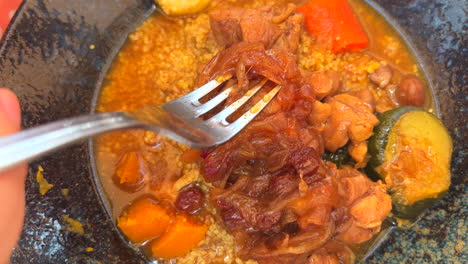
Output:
[
  {"xmin": 198, "ymin": 5, "xmax": 392, "ymax": 263},
  {"xmin": 253, "ymin": 221, "xmax": 334, "ymax": 257}
]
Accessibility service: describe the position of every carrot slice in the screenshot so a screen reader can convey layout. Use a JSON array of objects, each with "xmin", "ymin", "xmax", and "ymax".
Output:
[
  {"xmin": 297, "ymin": 0, "xmax": 369, "ymax": 54},
  {"xmin": 151, "ymin": 214, "xmax": 208, "ymax": 258},
  {"xmin": 331, "ymin": 0, "xmax": 369, "ymax": 53},
  {"xmin": 117, "ymin": 197, "xmax": 172, "ymax": 243},
  {"xmin": 297, "ymin": 0, "xmax": 334, "ymax": 40},
  {"xmin": 114, "ymin": 152, "xmax": 144, "ymax": 185},
  {"xmin": 180, "ymin": 149, "xmax": 202, "ymax": 163}
]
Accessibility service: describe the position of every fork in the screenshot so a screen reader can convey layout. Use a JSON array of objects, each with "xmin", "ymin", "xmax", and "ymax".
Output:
[{"xmin": 0, "ymin": 77, "xmax": 280, "ymax": 172}]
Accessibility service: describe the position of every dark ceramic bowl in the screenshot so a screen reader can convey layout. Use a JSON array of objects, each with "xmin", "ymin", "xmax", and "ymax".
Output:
[{"xmin": 0, "ymin": 0, "xmax": 465, "ymax": 263}]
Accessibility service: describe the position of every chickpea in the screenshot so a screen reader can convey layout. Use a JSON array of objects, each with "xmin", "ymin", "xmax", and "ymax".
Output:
[
  {"xmin": 369, "ymin": 65, "xmax": 392, "ymax": 88},
  {"xmin": 396, "ymin": 75, "xmax": 426, "ymax": 107}
]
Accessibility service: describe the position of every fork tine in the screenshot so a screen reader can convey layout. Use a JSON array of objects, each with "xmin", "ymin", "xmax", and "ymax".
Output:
[
  {"xmin": 227, "ymin": 85, "xmax": 281, "ymax": 134},
  {"xmin": 208, "ymin": 79, "xmax": 268, "ymax": 123},
  {"xmin": 193, "ymin": 86, "xmax": 233, "ymax": 118},
  {"xmin": 171, "ymin": 76, "xmax": 229, "ymax": 104}
]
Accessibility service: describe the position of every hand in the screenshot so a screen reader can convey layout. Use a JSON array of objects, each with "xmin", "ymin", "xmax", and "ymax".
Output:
[{"xmin": 0, "ymin": 88, "xmax": 26, "ymax": 264}]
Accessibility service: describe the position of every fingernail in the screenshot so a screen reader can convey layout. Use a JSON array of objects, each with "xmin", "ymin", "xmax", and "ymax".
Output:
[{"xmin": 0, "ymin": 88, "xmax": 21, "ymax": 126}]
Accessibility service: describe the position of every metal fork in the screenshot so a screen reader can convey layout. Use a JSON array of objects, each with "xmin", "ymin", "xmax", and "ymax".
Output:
[{"xmin": 0, "ymin": 77, "xmax": 280, "ymax": 172}]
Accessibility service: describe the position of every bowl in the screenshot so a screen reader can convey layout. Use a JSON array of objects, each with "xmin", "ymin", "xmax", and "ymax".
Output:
[{"xmin": 0, "ymin": 0, "xmax": 465, "ymax": 263}]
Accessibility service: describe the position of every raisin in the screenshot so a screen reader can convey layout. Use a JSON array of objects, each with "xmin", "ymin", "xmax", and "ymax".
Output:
[{"xmin": 175, "ymin": 185, "xmax": 205, "ymax": 214}]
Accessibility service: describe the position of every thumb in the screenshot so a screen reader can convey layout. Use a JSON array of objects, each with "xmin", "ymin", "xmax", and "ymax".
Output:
[
  {"xmin": 0, "ymin": 88, "xmax": 21, "ymax": 135},
  {"xmin": 0, "ymin": 88, "xmax": 26, "ymax": 264}
]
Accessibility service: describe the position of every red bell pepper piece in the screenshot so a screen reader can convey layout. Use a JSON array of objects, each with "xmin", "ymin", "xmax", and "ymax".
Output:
[{"xmin": 297, "ymin": 0, "xmax": 369, "ymax": 54}]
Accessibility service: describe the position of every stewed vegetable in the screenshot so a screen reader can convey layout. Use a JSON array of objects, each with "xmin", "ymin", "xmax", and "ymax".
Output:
[{"xmin": 368, "ymin": 107, "xmax": 452, "ymax": 218}]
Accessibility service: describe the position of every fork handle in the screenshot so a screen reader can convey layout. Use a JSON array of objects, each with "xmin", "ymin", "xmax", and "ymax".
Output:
[{"xmin": 0, "ymin": 112, "xmax": 140, "ymax": 172}]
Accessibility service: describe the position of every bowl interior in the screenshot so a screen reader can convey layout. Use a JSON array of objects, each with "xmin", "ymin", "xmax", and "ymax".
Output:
[{"xmin": 0, "ymin": 0, "xmax": 465, "ymax": 263}]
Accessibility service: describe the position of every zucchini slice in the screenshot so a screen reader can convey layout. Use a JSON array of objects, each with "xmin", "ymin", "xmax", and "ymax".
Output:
[
  {"xmin": 367, "ymin": 107, "xmax": 452, "ymax": 219},
  {"xmin": 322, "ymin": 146, "xmax": 352, "ymax": 168}
]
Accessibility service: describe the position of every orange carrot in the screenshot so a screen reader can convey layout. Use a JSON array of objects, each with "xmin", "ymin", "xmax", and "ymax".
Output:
[
  {"xmin": 297, "ymin": 0, "xmax": 369, "ymax": 54},
  {"xmin": 117, "ymin": 197, "xmax": 173, "ymax": 243},
  {"xmin": 114, "ymin": 152, "xmax": 143, "ymax": 185},
  {"xmin": 180, "ymin": 149, "xmax": 202, "ymax": 163},
  {"xmin": 151, "ymin": 214, "xmax": 208, "ymax": 258},
  {"xmin": 297, "ymin": 0, "xmax": 334, "ymax": 40}
]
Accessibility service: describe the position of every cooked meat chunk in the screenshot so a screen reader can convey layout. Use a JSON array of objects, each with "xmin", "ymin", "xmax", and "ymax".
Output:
[
  {"xmin": 349, "ymin": 89, "xmax": 375, "ymax": 111},
  {"xmin": 308, "ymin": 100, "xmax": 332, "ymax": 131},
  {"xmin": 210, "ymin": 7, "xmax": 281, "ymax": 48},
  {"xmin": 338, "ymin": 168, "xmax": 371, "ymax": 205},
  {"xmin": 209, "ymin": 8, "xmax": 244, "ymax": 47},
  {"xmin": 210, "ymin": 16, "xmax": 243, "ymax": 47},
  {"xmin": 308, "ymin": 253, "xmax": 340, "ymax": 264},
  {"xmin": 272, "ymin": 12, "xmax": 304, "ymax": 53},
  {"xmin": 241, "ymin": 7, "xmax": 283, "ymax": 48},
  {"xmin": 348, "ymin": 141, "xmax": 368, "ymax": 167},
  {"xmin": 304, "ymin": 70, "xmax": 341, "ymax": 100},
  {"xmin": 335, "ymin": 167, "xmax": 391, "ymax": 245},
  {"xmin": 209, "ymin": 4, "xmax": 303, "ymax": 53},
  {"xmin": 368, "ymin": 64, "xmax": 392, "ymax": 88},
  {"xmin": 271, "ymin": 3, "xmax": 297, "ymax": 24},
  {"xmin": 319, "ymin": 94, "xmax": 379, "ymax": 166},
  {"xmin": 350, "ymin": 190, "xmax": 391, "ymax": 229},
  {"xmin": 336, "ymin": 219, "xmax": 376, "ymax": 244}
]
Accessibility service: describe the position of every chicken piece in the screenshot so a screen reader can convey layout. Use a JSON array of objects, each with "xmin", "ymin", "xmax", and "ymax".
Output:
[
  {"xmin": 272, "ymin": 12, "xmax": 304, "ymax": 53},
  {"xmin": 308, "ymin": 253, "xmax": 340, "ymax": 264},
  {"xmin": 336, "ymin": 219, "xmax": 376, "ymax": 244},
  {"xmin": 322, "ymin": 117, "xmax": 349, "ymax": 153},
  {"xmin": 305, "ymin": 70, "xmax": 341, "ymax": 100},
  {"xmin": 271, "ymin": 3, "xmax": 297, "ymax": 24},
  {"xmin": 348, "ymin": 121, "xmax": 374, "ymax": 142},
  {"xmin": 210, "ymin": 16, "xmax": 242, "ymax": 47},
  {"xmin": 375, "ymin": 95, "xmax": 395, "ymax": 113},
  {"xmin": 338, "ymin": 168, "xmax": 371, "ymax": 205},
  {"xmin": 209, "ymin": 7, "xmax": 282, "ymax": 49},
  {"xmin": 289, "ymin": 183, "xmax": 339, "ymax": 229},
  {"xmin": 240, "ymin": 7, "xmax": 282, "ymax": 48},
  {"xmin": 348, "ymin": 142, "xmax": 368, "ymax": 168},
  {"xmin": 349, "ymin": 88, "xmax": 375, "ymax": 112},
  {"xmin": 350, "ymin": 183, "xmax": 392, "ymax": 229},
  {"xmin": 322, "ymin": 94, "xmax": 379, "ymax": 164},
  {"xmin": 334, "ymin": 166, "xmax": 391, "ymax": 245},
  {"xmin": 210, "ymin": 4, "xmax": 304, "ymax": 54},
  {"xmin": 309, "ymin": 241, "xmax": 356, "ymax": 264},
  {"xmin": 308, "ymin": 100, "xmax": 332, "ymax": 131},
  {"xmin": 368, "ymin": 64, "xmax": 392, "ymax": 88}
]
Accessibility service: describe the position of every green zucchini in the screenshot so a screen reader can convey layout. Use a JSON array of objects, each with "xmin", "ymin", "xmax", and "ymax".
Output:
[
  {"xmin": 367, "ymin": 107, "xmax": 452, "ymax": 219},
  {"xmin": 322, "ymin": 146, "xmax": 352, "ymax": 168}
]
